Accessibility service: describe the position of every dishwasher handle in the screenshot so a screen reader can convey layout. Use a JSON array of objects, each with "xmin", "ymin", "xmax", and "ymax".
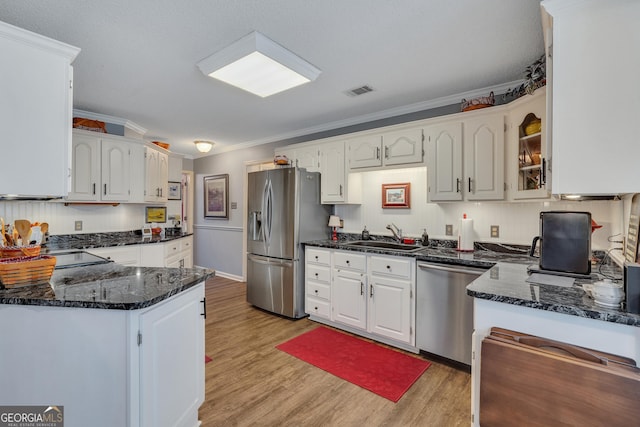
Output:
[{"xmin": 417, "ymin": 262, "xmax": 487, "ymax": 276}]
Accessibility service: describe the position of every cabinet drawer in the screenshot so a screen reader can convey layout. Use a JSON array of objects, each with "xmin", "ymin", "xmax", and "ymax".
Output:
[
  {"xmin": 307, "ymin": 281, "xmax": 330, "ymax": 300},
  {"xmin": 307, "ymin": 265, "xmax": 330, "ymax": 283},
  {"xmin": 370, "ymin": 255, "xmax": 412, "ymax": 279},
  {"xmin": 306, "ymin": 248, "xmax": 330, "ymax": 266},
  {"xmin": 333, "ymin": 251, "xmax": 366, "ymax": 271},
  {"xmin": 306, "ymin": 297, "xmax": 330, "ymax": 319},
  {"xmin": 165, "ymin": 240, "xmax": 181, "ymax": 258},
  {"xmin": 180, "ymin": 236, "xmax": 193, "ymax": 252}
]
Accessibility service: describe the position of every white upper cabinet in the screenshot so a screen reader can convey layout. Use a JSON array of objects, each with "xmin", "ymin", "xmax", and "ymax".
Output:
[
  {"xmin": 294, "ymin": 145, "xmax": 321, "ymax": 172},
  {"xmin": 145, "ymin": 146, "xmax": 168, "ymax": 203},
  {"xmin": 507, "ymin": 88, "xmax": 550, "ymax": 200},
  {"xmin": 426, "ymin": 121, "xmax": 464, "ymax": 201},
  {"xmin": 320, "ymin": 141, "xmax": 347, "ymax": 203},
  {"xmin": 382, "ymin": 128, "xmax": 424, "ymax": 166},
  {"xmin": 542, "ymin": 0, "xmax": 640, "ymax": 195},
  {"xmin": 0, "ymin": 21, "xmax": 80, "ymax": 197},
  {"xmin": 463, "ymin": 113, "xmax": 505, "ymax": 200},
  {"xmin": 348, "ymin": 127, "xmax": 423, "ymax": 170},
  {"xmin": 68, "ymin": 130, "xmax": 130, "ymax": 202},
  {"xmin": 426, "ymin": 110, "xmax": 504, "ymax": 202},
  {"xmin": 348, "ymin": 135, "xmax": 383, "ymax": 169}
]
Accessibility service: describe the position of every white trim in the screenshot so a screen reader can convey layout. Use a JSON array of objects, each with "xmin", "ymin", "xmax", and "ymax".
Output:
[
  {"xmin": 209, "ymin": 79, "xmax": 523, "ymax": 155},
  {"xmin": 73, "ymin": 109, "xmax": 148, "ymax": 135},
  {"xmin": 194, "ymin": 265, "xmax": 243, "ymax": 282},
  {"xmin": 0, "ymin": 20, "xmax": 80, "ymax": 61},
  {"xmin": 193, "ymin": 224, "xmax": 243, "ymax": 232}
]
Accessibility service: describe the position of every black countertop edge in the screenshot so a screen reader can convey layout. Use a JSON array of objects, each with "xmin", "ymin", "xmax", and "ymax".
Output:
[
  {"xmin": 303, "ymin": 239, "xmax": 533, "ymax": 268},
  {"xmin": 42, "ymin": 231, "xmax": 193, "ymax": 253},
  {"xmin": 0, "ymin": 265, "xmax": 215, "ymax": 310},
  {"xmin": 466, "ymin": 263, "xmax": 638, "ymax": 327}
]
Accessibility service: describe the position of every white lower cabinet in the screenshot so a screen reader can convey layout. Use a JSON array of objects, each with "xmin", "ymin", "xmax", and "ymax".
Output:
[
  {"xmin": 89, "ymin": 245, "xmax": 141, "ymax": 266},
  {"xmin": 139, "ymin": 284, "xmax": 205, "ymax": 427},
  {"xmin": 0, "ymin": 283, "xmax": 205, "ymax": 427},
  {"xmin": 89, "ymin": 236, "xmax": 193, "ymax": 268},
  {"xmin": 305, "ymin": 247, "xmax": 416, "ymax": 350}
]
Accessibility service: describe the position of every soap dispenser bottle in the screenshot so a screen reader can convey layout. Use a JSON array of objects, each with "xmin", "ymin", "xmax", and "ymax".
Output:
[
  {"xmin": 421, "ymin": 229, "xmax": 429, "ymax": 246},
  {"xmin": 361, "ymin": 226, "xmax": 370, "ymax": 240}
]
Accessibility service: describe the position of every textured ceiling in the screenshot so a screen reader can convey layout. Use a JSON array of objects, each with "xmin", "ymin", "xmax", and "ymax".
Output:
[{"xmin": 0, "ymin": 1, "xmax": 544, "ymax": 157}]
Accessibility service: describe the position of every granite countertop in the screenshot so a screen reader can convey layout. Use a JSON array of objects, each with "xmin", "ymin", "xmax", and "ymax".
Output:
[
  {"xmin": 467, "ymin": 262, "xmax": 639, "ymax": 327},
  {"xmin": 305, "ymin": 234, "xmax": 637, "ymax": 327},
  {"xmin": 42, "ymin": 230, "xmax": 193, "ymax": 253},
  {"xmin": 304, "ymin": 235, "xmax": 534, "ymax": 268},
  {"xmin": 0, "ymin": 262, "xmax": 215, "ymax": 310}
]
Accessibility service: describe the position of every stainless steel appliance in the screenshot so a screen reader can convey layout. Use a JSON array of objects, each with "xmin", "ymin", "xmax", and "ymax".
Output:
[
  {"xmin": 52, "ymin": 250, "xmax": 112, "ymax": 269},
  {"xmin": 246, "ymin": 167, "xmax": 331, "ymax": 318},
  {"xmin": 416, "ymin": 262, "xmax": 487, "ymax": 365},
  {"xmin": 529, "ymin": 211, "xmax": 592, "ymax": 277}
]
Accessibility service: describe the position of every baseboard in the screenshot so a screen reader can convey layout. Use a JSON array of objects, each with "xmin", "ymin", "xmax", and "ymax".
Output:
[{"xmin": 194, "ymin": 265, "xmax": 243, "ymax": 282}]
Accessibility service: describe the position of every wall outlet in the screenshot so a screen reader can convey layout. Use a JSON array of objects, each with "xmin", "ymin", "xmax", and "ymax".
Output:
[
  {"xmin": 445, "ymin": 224, "xmax": 453, "ymax": 236},
  {"xmin": 230, "ymin": 202, "xmax": 238, "ymax": 209},
  {"xmin": 491, "ymin": 225, "xmax": 500, "ymax": 238},
  {"xmin": 74, "ymin": 220, "xmax": 83, "ymax": 231}
]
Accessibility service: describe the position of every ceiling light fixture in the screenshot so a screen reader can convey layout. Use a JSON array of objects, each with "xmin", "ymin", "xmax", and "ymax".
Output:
[
  {"xmin": 194, "ymin": 140, "xmax": 214, "ymax": 153},
  {"xmin": 196, "ymin": 31, "xmax": 321, "ymax": 98}
]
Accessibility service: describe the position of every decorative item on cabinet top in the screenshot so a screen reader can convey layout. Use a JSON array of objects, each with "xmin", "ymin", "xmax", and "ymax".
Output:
[
  {"xmin": 503, "ymin": 54, "xmax": 547, "ymax": 101},
  {"xmin": 73, "ymin": 117, "xmax": 107, "ymax": 133},
  {"xmin": 460, "ymin": 91, "xmax": 495, "ymax": 112}
]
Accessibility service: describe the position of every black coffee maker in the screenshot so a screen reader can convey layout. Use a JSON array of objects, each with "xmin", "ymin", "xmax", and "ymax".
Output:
[{"xmin": 529, "ymin": 211, "xmax": 592, "ymax": 277}]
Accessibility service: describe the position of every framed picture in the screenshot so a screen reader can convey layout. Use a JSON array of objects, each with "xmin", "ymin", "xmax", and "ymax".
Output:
[
  {"xmin": 145, "ymin": 206, "xmax": 167, "ymax": 223},
  {"xmin": 382, "ymin": 183, "xmax": 411, "ymax": 209},
  {"xmin": 168, "ymin": 181, "xmax": 181, "ymax": 200},
  {"xmin": 204, "ymin": 174, "xmax": 229, "ymax": 219}
]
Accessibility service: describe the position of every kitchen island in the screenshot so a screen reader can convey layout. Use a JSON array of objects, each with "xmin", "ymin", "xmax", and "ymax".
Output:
[
  {"xmin": 467, "ymin": 262, "xmax": 640, "ymax": 427},
  {"xmin": 0, "ymin": 263, "xmax": 214, "ymax": 427}
]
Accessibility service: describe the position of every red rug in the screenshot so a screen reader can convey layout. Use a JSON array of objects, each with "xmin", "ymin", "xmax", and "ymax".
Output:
[{"xmin": 276, "ymin": 326, "xmax": 430, "ymax": 402}]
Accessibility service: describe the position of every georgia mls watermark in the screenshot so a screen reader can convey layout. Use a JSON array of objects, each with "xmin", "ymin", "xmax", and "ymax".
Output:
[{"xmin": 0, "ymin": 406, "xmax": 63, "ymax": 427}]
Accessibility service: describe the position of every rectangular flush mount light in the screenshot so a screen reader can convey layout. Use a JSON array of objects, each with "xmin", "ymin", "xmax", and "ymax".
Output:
[{"xmin": 197, "ymin": 31, "xmax": 321, "ymax": 97}]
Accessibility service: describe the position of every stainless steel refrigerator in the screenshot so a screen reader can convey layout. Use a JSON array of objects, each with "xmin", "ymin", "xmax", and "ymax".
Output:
[{"xmin": 247, "ymin": 167, "xmax": 331, "ymax": 318}]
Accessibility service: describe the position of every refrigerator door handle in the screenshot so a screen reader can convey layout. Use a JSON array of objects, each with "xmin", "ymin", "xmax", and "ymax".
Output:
[
  {"xmin": 261, "ymin": 179, "xmax": 271, "ymax": 246},
  {"xmin": 247, "ymin": 254, "xmax": 293, "ymax": 268}
]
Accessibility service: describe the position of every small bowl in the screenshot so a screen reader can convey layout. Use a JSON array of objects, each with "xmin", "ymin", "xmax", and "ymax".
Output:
[
  {"xmin": 591, "ymin": 280, "xmax": 624, "ymax": 306},
  {"xmin": 151, "ymin": 227, "xmax": 162, "ymax": 235}
]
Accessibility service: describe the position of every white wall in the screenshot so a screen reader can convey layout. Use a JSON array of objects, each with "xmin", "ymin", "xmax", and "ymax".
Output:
[
  {"xmin": 336, "ymin": 167, "xmax": 624, "ymax": 250},
  {"xmin": 0, "ymin": 201, "xmax": 183, "ymax": 235}
]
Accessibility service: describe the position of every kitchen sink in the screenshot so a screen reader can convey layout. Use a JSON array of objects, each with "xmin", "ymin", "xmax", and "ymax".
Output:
[{"xmin": 341, "ymin": 240, "xmax": 424, "ymax": 252}]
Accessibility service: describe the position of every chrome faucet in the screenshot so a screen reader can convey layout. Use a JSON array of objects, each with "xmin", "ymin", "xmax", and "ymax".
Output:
[{"xmin": 386, "ymin": 223, "xmax": 403, "ymax": 242}]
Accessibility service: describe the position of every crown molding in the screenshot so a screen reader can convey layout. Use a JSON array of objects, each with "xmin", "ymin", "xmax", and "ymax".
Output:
[
  {"xmin": 0, "ymin": 20, "xmax": 80, "ymax": 61},
  {"xmin": 73, "ymin": 109, "xmax": 148, "ymax": 135},
  {"xmin": 211, "ymin": 79, "xmax": 524, "ymax": 155}
]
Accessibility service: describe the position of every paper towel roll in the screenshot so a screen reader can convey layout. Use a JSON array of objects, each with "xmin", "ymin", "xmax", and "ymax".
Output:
[{"xmin": 458, "ymin": 215, "xmax": 474, "ymax": 251}]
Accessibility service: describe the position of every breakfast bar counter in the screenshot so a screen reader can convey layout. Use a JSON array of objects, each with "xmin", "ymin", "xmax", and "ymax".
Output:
[{"xmin": 0, "ymin": 263, "xmax": 214, "ymax": 427}]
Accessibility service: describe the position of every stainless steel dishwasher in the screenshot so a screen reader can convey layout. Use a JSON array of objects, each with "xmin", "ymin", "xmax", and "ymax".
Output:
[{"xmin": 416, "ymin": 262, "xmax": 488, "ymax": 365}]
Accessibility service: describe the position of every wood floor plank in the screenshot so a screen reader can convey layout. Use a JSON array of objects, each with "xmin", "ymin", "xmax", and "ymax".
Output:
[{"xmin": 199, "ymin": 276, "xmax": 471, "ymax": 426}]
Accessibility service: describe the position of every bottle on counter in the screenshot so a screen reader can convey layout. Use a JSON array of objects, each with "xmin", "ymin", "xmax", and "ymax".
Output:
[
  {"xmin": 421, "ymin": 229, "xmax": 429, "ymax": 246},
  {"xmin": 361, "ymin": 226, "xmax": 370, "ymax": 240}
]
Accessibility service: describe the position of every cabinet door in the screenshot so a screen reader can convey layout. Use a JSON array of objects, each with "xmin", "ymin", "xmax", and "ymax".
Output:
[
  {"xmin": 368, "ymin": 275, "xmax": 412, "ymax": 344},
  {"xmin": 426, "ymin": 121, "xmax": 463, "ymax": 201},
  {"xmin": 348, "ymin": 135, "xmax": 382, "ymax": 169},
  {"xmin": 383, "ymin": 128, "xmax": 423, "ymax": 166},
  {"xmin": 463, "ymin": 114, "xmax": 505, "ymax": 201},
  {"xmin": 320, "ymin": 141, "xmax": 347, "ymax": 203},
  {"xmin": 68, "ymin": 133, "xmax": 100, "ymax": 201},
  {"xmin": 145, "ymin": 147, "xmax": 160, "ymax": 202},
  {"xmin": 0, "ymin": 25, "xmax": 78, "ymax": 197},
  {"xmin": 139, "ymin": 284, "xmax": 205, "ymax": 427},
  {"xmin": 294, "ymin": 145, "xmax": 320, "ymax": 172},
  {"xmin": 101, "ymin": 139, "xmax": 130, "ymax": 202},
  {"xmin": 89, "ymin": 246, "xmax": 140, "ymax": 266},
  {"xmin": 332, "ymin": 268, "xmax": 367, "ymax": 330},
  {"xmin": 157, "ymin": 151, "xmax": 169, "ymax": 202}
]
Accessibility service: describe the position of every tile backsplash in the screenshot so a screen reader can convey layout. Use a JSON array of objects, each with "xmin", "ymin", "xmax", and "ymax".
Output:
[
  {"xmin": 336, "ymin": 167, "xmax": 624, "ymax": 250},
  {"xmin": 0, "ymin": 200, "xmax": 182, "ymax": 235}
]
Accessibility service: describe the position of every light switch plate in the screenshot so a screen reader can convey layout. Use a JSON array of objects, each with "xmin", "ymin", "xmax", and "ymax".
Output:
[
  {"xmin": 491, "ymin": 225, "xmax": 499, "ymax": 238},
  {"xmin": 75, "ymin": 220, "xmax": 83, "ymax": 231},
  {"xmin": 445, "ymin": 224, "xmax": 453, "ymax": 236}
]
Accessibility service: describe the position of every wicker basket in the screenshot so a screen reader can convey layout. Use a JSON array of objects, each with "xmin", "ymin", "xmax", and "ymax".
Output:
[
  {"xmin": 0, "ymin": 255, "xmax": 56, "ymax": 288},
  {"xmin": 0, "ymin": 245, "xmax": 41, "ymax": 258}
]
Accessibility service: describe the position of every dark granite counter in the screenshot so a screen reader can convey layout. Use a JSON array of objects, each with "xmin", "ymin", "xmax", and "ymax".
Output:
[
  {"xmin": 42, "ymin": 230, "xmax": 193, "ymax": 253},
  {"xmin": 0, "ymin": 262, "xmax": 214, "ymax": 310},
  {"xmin": 467, "ymin": 262, "xmax": 639, "ymax": 327},
  {"xmin": 305, "ymin": 234, "xmax": 637, "ymax": 327}
]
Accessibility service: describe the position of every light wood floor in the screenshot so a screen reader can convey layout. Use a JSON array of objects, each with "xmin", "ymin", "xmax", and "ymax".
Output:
[{"xmin": 199, "ymin": 276, "xmax": 471, "ymax": 427}]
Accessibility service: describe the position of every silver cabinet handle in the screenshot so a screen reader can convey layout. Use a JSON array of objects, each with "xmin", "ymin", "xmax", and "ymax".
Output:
[
  {"xmin": 369, "ymin": 284, "xmax": 374, "ymax": 298},
  {"xmin": 456, "ymin": 178, "xmax": 461, "ymax": 193},
  {"xmin": 93, "ymin": 183, "xmax": 96, "ymax": 195},
  {"xmin": 103, "ymin": 183, "xmax": 107, "ymax": 195},
  {"xmin": 360, "ymin": 282, "xmax": 364, "ymax": 296},
  {"xmin": 376, "ymin": 146, "xmax": 380, "ymax": 160},
  {"xmin": 339, "ymin": 185, "xmax": 343, "ymax": 196},
  {"xmin": 468, "ymin": 177, "xmax": 472, "ymax": 193}
]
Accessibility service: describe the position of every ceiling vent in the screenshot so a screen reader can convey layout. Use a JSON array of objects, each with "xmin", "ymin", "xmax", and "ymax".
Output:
[{"xmin": 344, "ymin": 85, "xmax": 374, "ymax": 97}]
